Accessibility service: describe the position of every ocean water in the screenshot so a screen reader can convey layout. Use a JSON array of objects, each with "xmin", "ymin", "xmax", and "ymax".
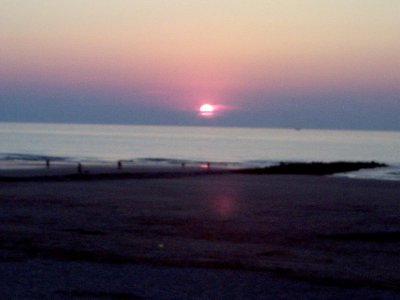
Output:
[{"xmin": 1, "ymin": 122, "xmax": 400, "ymax": 180}]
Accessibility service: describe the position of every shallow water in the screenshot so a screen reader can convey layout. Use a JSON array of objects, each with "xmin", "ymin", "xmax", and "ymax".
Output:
[{"xmin": 1, "ymin": 122, "xmax": 400, "ymax": 180}]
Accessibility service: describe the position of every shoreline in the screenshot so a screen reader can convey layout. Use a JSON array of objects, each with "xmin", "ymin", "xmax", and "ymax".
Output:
[
  {"xmin": 0, "ymin": 160, "xmax": 390, "ymax": 182},
  {"xmin": 0, "ymin": 165, "xmax": 228, "ymax": 182}
]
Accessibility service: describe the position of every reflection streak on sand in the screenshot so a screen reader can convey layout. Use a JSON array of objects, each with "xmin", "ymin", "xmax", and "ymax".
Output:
[
  {"xmin": 207, "ymin": 176, "xmax": 241, "ymax": 218},
  {"xmin": 213, "ymin": 195, "xmax": 236, "ymax": 217}
]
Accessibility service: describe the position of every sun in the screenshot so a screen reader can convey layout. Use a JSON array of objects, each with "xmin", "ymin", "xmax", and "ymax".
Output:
[
  {"xmin": 200, "ymin": 104, "xmax": 214, "ymax": 113},
  {"xmin": 199, "ymin": 104, "xmax": 215, "ymax": 117}
]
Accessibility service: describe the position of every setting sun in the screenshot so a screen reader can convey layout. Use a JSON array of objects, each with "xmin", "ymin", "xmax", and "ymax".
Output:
[
  {"xmin": 199, "ymin": 104, "xmax": 214, "ymax": 117},
  {"xmin": 200, "ymin": 104, "xmax": 214, "ymax": 113}
]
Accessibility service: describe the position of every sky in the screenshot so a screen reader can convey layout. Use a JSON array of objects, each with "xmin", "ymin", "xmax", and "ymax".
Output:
[{"xmin": 1, "ymin": 0, "xmax": 399, "ymax": 130}]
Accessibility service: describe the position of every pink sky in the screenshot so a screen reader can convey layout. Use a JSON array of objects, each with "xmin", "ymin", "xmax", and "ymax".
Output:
[{"xmin": 1, "ymin": 1, "xmax": 399, "ymax": 129}]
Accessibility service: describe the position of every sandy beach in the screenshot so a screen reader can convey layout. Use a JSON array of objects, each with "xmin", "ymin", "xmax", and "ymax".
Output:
[{"xmin": 1, "ymin": 166, "xmax": 399, "ymax": 299}]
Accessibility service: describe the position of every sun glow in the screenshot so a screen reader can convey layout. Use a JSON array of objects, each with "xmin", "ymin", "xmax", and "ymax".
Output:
[{"xmin": 199, "ymin": 104, "xmax": 215, "ymax": 117}]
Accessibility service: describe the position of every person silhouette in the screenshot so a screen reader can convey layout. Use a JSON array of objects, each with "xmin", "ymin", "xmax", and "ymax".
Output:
[{"xmin": 77, "ymin": 163, "xmax": 82, "ymax": 174}]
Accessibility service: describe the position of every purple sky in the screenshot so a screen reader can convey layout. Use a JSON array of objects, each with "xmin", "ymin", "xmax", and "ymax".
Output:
[{"xmin": 1, "ymin": 1, "xmax": 399, "ymax": 130}]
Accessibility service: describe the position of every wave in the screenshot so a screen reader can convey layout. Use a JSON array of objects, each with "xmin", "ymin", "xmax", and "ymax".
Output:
[
  {"xmin": 335, "ymin": 164, "xmax": 400, "ymax": 182},
  {"xmin": 0, "ymin": 153, "xmax": 69, "ymax": 162},
  {"xmin": 123, "ymin": 157, "xmax": 243, "ymax": 169},
  {"xmin": 0, "ymin": 153, "xmax": 113, "ymax": 164},
  {"xmin": 0, "ymin": 153, "xmax": 108, "ymax": 170}
]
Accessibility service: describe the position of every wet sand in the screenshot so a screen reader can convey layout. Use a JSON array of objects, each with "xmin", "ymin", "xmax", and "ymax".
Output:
[{"xmin": 0, "ymin": 167, "xmax": 399, "ymax": 299}]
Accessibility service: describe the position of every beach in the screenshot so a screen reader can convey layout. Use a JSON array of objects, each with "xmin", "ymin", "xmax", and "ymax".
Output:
[{"xmin": 1, "ymin": 166, "xmax": 399, "ymax": 299}]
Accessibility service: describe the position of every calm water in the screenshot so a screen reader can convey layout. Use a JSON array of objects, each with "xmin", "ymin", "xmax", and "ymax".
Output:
[{"xmin": 1, "ymin": 122, "xmax": 400, "ymax": 180}]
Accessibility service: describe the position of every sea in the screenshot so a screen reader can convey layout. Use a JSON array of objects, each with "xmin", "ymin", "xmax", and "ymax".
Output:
[{"xmin": 1, "ymin": 122, "xmax": 400, "ymax": 181}]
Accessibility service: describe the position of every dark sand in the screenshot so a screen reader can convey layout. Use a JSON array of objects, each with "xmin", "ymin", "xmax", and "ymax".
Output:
[{"xmin": 0, "ymin": 167, "xmax": 399, "ymax": 299}]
